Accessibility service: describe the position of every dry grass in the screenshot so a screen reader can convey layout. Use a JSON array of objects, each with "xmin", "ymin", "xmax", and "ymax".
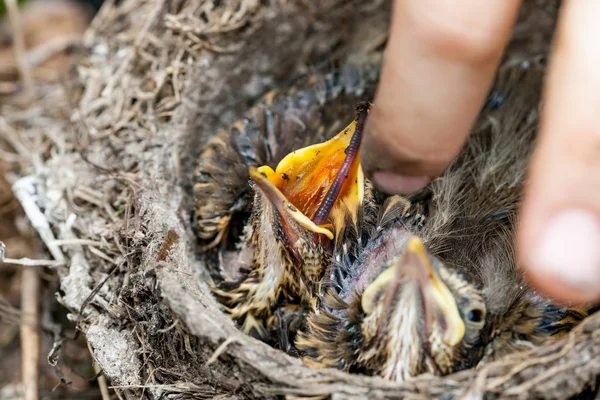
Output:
[{"xmin": 4, "ymin": 1, "xmax": 597, "ymax": 399}]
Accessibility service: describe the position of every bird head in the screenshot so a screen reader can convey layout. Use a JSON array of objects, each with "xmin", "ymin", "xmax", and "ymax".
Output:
[
  {"xmin": 355, "ymin": 236, "xmax": 486, "ymax": 381},
  {"xmin": 247, "ymin": 103, "xmax": 369, "ymax": 280}
]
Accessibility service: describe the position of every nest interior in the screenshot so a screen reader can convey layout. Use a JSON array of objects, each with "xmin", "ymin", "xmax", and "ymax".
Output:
[{"xmin": 3, "ymin": 0, "xmax": 600, "ymax": 399}]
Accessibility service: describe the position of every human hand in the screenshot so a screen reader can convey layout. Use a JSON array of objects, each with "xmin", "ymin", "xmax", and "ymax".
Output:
[{"xmin": 361, "ymin": 0, "xmax": 600, "ymax": 305}]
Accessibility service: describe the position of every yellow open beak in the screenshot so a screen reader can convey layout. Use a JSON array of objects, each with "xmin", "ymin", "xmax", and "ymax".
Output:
[
  {"xmin": 361, "ymin": 236, "xmax": 465, "ymax": 347},
  {"xmin": 249, "ymin": 167, "xmax": 334, "ymax": 240},
  {"xmin": 249, "ymin": 103, "xmax": 369, "ymax": 242}
]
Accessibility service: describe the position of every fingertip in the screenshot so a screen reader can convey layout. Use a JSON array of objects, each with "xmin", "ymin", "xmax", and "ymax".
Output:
[
  {"xmin": 519, "ymin": 209, "xmax": 600, "ymax": 305},
  {"xmin": 371, "ymin": 171, "xmax": 431, "ymax": 195},
  {"xmin": 361, "ymin": 0, "xmax": 520, "ymax": 192},
  {"xmin": 523, "ymin": 268, "xmax": 599, "ymax": 306},
  {"xmin": 516, "ymin": 0, "xmax": 600, "ymax": 307},
  {"xmin": 360, "ymin": 108, "xmax": 451, "ymax": 185}
]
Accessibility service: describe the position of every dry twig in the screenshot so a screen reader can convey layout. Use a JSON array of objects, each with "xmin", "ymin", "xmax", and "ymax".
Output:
[
  {"xmin": 26, "ymin": 35, "xmax": 81, "ymax": 68},
  {"xmin": 4, "ymin": 0, "xmax": 33, "ymax": 91},
  {"xmin": 12, "ymin": 177, "xmax": 65, "ymax": 263},
  {"xmin": 20, "ymin": 266, "xmax": 40, "ymax": 400},
  {"xmin": 88, "ymin": 342, "xmax": 111, "ymax": 400},
  {"xmin": 1, "ymin": 257, "xmax": 64, "ymax": 267}
]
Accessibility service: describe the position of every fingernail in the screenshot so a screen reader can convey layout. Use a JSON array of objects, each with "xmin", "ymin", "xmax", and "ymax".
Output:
[
  {"xmin": 371, "ymin": 171, "xmax": 430, "ymax": 194},
  {"xmin": 531, "ymin": 209, "xmax": 600, "ymax": 290}
]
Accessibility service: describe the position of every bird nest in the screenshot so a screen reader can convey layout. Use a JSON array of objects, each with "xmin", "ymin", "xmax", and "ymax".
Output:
[{"xmin": 3, "ymin": 0, "xmax": 599, "ymax": 399}]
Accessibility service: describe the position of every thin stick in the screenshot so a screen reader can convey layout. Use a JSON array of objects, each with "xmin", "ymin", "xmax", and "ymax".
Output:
[
  {"xmin": 51, "ymin": 239, "xmax": 108, "ymax": 248},
  {"xmin": 20, "ymin": 266, "xmax": 40, "ymax": 400},
  {"xmin": 26, "ymin": 35, "xmax": 81, "ymax": 68},
  {"xmin": 1, "ymin": 257, "xmax": 64, "ymax": 268},
  {"xmin": 88, "ymin": 342, "xmax": 111, "ymax": 400},
  {"xmin": 207, "ymin": 335, "xmax": 242, "ymax": 365},
  {"xmin": 5, "ymin": 0, "xmax": 33, "ymax": 92},
  {"xmin": 12, "ymin": 177, "xmax": 65, "ymax": 263}
]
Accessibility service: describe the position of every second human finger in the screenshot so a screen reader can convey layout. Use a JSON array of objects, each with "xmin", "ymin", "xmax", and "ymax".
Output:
[{"xmin": 361, "ymin": 0, "xmax": 522, "ymax": 194}]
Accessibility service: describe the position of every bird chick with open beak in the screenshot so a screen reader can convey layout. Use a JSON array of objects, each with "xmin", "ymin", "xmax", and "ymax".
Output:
[
  {"xmin": 193, "ymin": 58, "xmax": 380, "ymax": 249},
  {"xmin": 193, "ymin": 58, "xmax": 381, "ymax": 346},
  {"xmin": 212, "ymin": 104, "xmax": 370, "ymax": 342}
]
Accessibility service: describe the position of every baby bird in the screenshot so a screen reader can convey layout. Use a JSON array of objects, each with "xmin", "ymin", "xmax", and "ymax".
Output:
[
  {"xmin": 211, "ymin": 104, "xmax": 368, "ymax": 340},
  {"xmin": 296, "ymin": 202, "xmax": 488, "ymax": 381},
  {"xmin": 193, "ymin": 59, "xmax": 381, "ymax": 345},
  {"xmin": 194, "ymin": 57, "xmax": 378, "ymax": 347},
  {"xmin": 297, "ymin": 63, "xmax": 587, "ymax": 380}
]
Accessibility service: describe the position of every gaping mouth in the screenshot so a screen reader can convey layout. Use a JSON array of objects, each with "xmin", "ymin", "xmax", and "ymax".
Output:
[
  {"xmin": 362, "ymin": 236, "xmax": 465, "ymax": 347},
  {"xmin": 249, "ymin": 102, "xmax": 370, "ymax": 242}
]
